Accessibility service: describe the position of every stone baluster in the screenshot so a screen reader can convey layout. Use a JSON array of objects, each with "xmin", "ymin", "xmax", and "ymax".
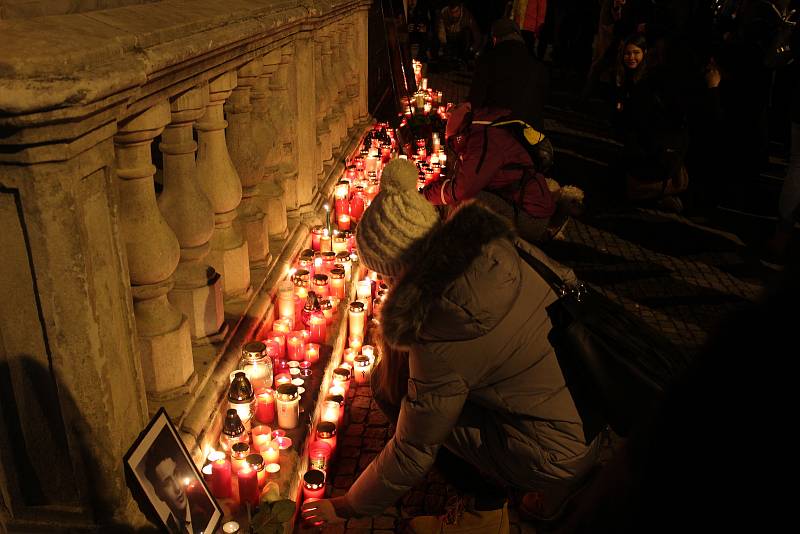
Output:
[
  {"xmin": 333, "ymin": 25, "xmax": 354, "ymax": 133},
  {"xmin": 294, "ymin": 32, "xmax": 319, "ymax": 210},
  {"xmin": 257, "ymin": 49, "xmax": 289, "ymax": 241},
  {"xmin": 355, "ymin": 7, "xmax": 370, "ymax": 122},
  {"xmin": 277, "ymin": 44, "xmax": 300, "ymax": 214},
  {"xmin": 226, "ymin": 59, "xmax": 271, "ymax": 268},
  {"xmin": 196, "ymin": 71, "xmax": 251, "ymax": 298},
  {"xmin": 158, "ymin": 84, "xmax": 226, "ymax": 344},
  {"xmin": 115, "ymin": 101, "xmax": 195, "ymax": 399},
  {"xmin": 315, "ymin": 32, "xmax": 333, "ymax": 180},
  {"xmin": 321, "ymin": 28, "xmax": 345, "ymax": 152},
  {"xmin": 342, "ymin": 15, "xmax": 362, "ymax": 129}
]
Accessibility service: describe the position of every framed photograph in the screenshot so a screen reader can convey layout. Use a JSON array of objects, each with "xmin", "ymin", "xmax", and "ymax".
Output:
[{"xmin": 124, "ymin": 408, "xmax": 222, "ymax": 534}]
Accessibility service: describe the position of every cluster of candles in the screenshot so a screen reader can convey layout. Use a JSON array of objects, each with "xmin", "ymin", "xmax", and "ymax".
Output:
[{"xmin": 202, "ymin": 123, "xmax": 397, "ymax": 520}]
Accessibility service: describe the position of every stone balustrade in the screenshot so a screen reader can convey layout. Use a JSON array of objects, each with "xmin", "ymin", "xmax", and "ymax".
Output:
[{"xmin": 0, "ymin": 0, "xmax": 374, "ymax": 530}]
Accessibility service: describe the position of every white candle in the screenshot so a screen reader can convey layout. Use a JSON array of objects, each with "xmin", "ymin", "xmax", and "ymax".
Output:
[{"xmin": 275, "ymin": 384, "xmax": 300, "ymax": 429}]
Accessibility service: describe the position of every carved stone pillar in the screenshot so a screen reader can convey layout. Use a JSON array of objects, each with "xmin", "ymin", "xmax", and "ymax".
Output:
[
  {"xmin": 333, "ymin": 25, "xmax": 354, "ymax": 132},
  {"xmin": 277, "ymin": 44, "xmax": 300, "ymax": 214},
  {"xmin": 226, "ymin": 59, "xmax": 271, "ymax": 268},
  {"xmin": 294, "ymin": 33, "xmax": 319, "ymax": 210},
  {"xmin": 115, "ymin": 102, "xmax": 195, "ymax": 399},
  {"xmin": 257, "ymin": 49, "xmax": 289, "ymax": 241},
  {"xmin": 196, "ymin": 71, "xmax": 251, "ymax": 297},
  {"xmin": 314, "ymin": 32, "xmax": 333, "ymax": 180},
  {"xmin": 321, "ymin": 28, "xmax": 345, "ymax": 152},
  {"xmin": 355, "ymin": 7, "xmax": 370, "ymax": 121},
  {"xmin": 342, "ymin": 15, "xmax": 361, "ymax": 131},
  {"xmin": 158, "ymin": 84, "xmax": 225, "ymax": 344}
]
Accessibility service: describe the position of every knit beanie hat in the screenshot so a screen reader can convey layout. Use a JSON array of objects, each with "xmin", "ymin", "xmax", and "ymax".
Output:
[{"xmin": 355, "ymin": 158, "xmax": 439, "ymax": 277}]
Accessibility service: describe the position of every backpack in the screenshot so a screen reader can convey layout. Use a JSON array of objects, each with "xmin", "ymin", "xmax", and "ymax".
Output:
[
  {"xmin": 475, "ymin": 117, "xmax": 554, "ymax": 173},
  {"xmin": 762, "ymin": 0, "xmax": 798, "ymax": 69}
]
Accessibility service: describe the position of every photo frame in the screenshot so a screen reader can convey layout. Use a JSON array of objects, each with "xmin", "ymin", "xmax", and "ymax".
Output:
[{"xmin": 124, "ymin": 408, "xmax": 222, "ymax": 534}]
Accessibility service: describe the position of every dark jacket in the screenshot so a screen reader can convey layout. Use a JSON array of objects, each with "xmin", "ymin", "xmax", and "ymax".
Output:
[
  {"xmin": 468, "ymin": 38, "xmax": 549, "ymax": 131},
  {"xmin": 344, "ymin": 204, "xmax": 595, "ymax": 516},
  {"xmin": 422, "ymin": 108, "xmax": 555, "ymax": 218}
]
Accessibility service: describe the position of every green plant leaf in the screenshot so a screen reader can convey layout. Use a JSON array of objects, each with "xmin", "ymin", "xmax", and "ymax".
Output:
[{"xmin": 270, "ymin": 499, "xmax": 296, "ymax": 523}]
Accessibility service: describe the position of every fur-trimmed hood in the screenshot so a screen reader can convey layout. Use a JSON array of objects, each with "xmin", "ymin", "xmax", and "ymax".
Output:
[{"xmin": 380, "ymin": 202, "xmax": 521, "ymax": 348}]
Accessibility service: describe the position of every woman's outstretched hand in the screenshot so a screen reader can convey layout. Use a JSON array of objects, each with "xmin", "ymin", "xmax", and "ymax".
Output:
[{"xmin": 301, "ymin": 498, "xmax": 346, "ymax": 526}]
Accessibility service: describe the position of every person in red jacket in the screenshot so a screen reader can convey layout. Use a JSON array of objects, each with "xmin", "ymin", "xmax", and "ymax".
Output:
[{"xmin": 422, "ymin": 102, "xmax": 556, "ymax": 243}]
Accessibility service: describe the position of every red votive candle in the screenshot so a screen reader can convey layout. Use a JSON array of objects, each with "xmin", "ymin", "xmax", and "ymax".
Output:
[
  {"xmin": 286, "ymin": 331, "xmax": 305, "ymax": 361},
  {"xmin": 305, "ymin": 343, "xmax": 320, "ymax": 363},
  {"xmin": 303, "ymin": 469, "xmax": 326, "ymax": 500},
  {"xmin": 311, "ymin": 225, "xmax": 325, "ymax": 251},
  {"xmin": 209, "ymin": 451, "xmax": 232, "ymax": 499},
  {"xmin": 254, "ymin": 389, "xmax": 275, "ymax": 424},
  {"xmin": 315, "ymin": 422, "xmax": 337, "ymax": 454},
  {"xmin": 309, "ymin": 312, "xmax": 327, "ymax": 344},
  {"xmin": 237, "ymin": 465, "xmax": 259, "ymax": 506},
  {"xmin": 309, "ymin": 441, "xmax": 333, "ymax": 472}
]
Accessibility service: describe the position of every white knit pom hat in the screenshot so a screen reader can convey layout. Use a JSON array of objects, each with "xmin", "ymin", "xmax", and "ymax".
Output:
[{"xmin": 355, "ymin": 159, "xmax": 439, "ymax": 277}]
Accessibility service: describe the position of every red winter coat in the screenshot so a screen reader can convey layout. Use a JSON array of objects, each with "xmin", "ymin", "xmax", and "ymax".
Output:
[{"xmin": 423, "ymin": 108, "xmax": 555, "ymax": 219}]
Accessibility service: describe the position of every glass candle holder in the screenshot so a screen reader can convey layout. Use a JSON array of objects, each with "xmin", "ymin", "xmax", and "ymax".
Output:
[
  {"xmin": 299, "ymin": 361, "xmax": 313, "ymax": 377},
  {"xmin": 275, "ymin": 384, "xmax": 300, "ymax": 429},
  {"xmin": 312, "ymin": 274, "xmax": 330, "ymax": 299},
  {"xmin": 354, "ymin": 354, "xmax": 372, "ymax": 385},
  {"xmin": 240, "ymin": 341, "xmax": 273, "ymax": 391},
  {"xmin": 361, "ymin": 345, "xmax": 376, "ymax": 363},
  {"xmin": 274, "ymin": 317, "xmax": 292, "ymax": 334},
  {"xmin": 202, "ymin": 462, "xmax": 213, "ymax": 485},
  {"xmin": 209, "ymin": 450, "xmax": 232, "ymax": 498},
  {"xmin": 292, "ymin": 269, "xmax": 310, "ymax": 299},
  {"xmin": 275, "ymin": 436, "xmax": 293, "ymax": 451},
  {"xmin": 328, "ymin": 267, "xmax": 346, "ymax": 299},
  {"xmin": 308, "ymin": 312, "xmax": 327, "ymax": 344},
  {"xmin": 309, "ymin": 441, "xmax": 333, "ymax": 472},
  {"xmin": 303, "ymin": 469, "xmax": 326, "ymax": 500},
  {"xmin": 311, "ymin": 225, "xmax": 326, "ymax": 251},
  {"xmin": 332, "ymin": 367, "xmax": 352, "ymax": 398},
  {"xmin": 337, "ymin": 213, "xmax": 351, "ymax": 231},
  {"xmin": 332, "ymin": 234, "xmax": 349, "ymax": 254},
  {"xmin": 305, "ymin": 343, "xmax": 320, "ymax": 363},
  {"xmin": 319, "ymin": 231, "xmax": 332, "ymax": 254},
  {"xmin": 315, "ymin": 421, "xmax": 338, "ymax": 453},
  {"xmin": 220, "ymin": 409, "xmax": 248, "ymax": 452},
  {"xmin": 320, "ymin": 399, "xmax": 341, "ymax": 424},
  {"xmin": 350, "ymin": 188, "xmax": 366, "ymax": 222},
  {"xmin": 228, "ymin": 372, "xmax": 256, "ymax": 426},
  {"xmin": 286, "ymin": 331, "xmax": 306, "ymax": 361},
  {"xmin": 343, "ymin": 347, "xmax": 357, "ymax": 365},
  {"xmin": 326, "ymin": 394, "xmax": 345, "ymax": 427},
  {"xmin": 265, "ymin": 462, "xmax": 281, "ymax": 478},
  {"xmin": 254, "ymin": 389, "xmax": 275, "ymax": 425},
  {"xmin": 262, "ymin": 444, "xmax": 280, "ymax": 464},
  {"xmin": 320, "ymin": 252, "xmax": 337, "ymax": 274},
  {"xmin": 251, "ymin": 424, "xmax": 272, "ymax": 453},
  {"xmin": 348, "ymin": 335, "xmax": 363, "ymax": 354},
  {"xmin": 348, "ymin": 301, "xmax": 366, "ymax": 338},
  {"xmin": 274, "ymin": 373, "xmax": 292, "ymax": 388},
  {"xmin": 277, "ymin": 279, "xmax": 296, "ymax": 322},
  {"xmin": 246, "ymin": 453, "xmax": 267, "ymax": 488},
  {"xmin": 231, "ymin": 442, "xmax": 251, "ymax": 473},
  {"xmin": 237, "ymin": 464, "xmax": 259, "ymax": 506},
  {"xmin": 335, "ymin": 252, "xmax": 352, "ymax": 278},
  {"xmin": 264, "ymin": 331, "xmax": 286, "ymax": 360},
  {"xmin": 320, "ymin": 297, "xmax": 334, "ymax": 324}
]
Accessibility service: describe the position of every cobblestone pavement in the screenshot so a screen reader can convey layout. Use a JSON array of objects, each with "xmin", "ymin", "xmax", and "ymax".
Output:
[{"xmin": 309, "ymin": 66, "xmax": 775, "ymax": 534}]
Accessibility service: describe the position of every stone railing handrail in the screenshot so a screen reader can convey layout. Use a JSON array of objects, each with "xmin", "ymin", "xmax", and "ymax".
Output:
[{"xmin": 0, "ymin": 0, "xmax": 360, "ymax": 117}]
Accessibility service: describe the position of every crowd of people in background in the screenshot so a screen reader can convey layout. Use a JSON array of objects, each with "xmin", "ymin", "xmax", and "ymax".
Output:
[{"xmin": 395, "ymin": 0, "xmax": 799, "ymax": 269}]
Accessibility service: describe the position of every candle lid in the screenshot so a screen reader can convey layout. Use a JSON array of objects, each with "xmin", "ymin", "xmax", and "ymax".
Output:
[
  {"xmin": 246, "ymin": 453, "xmax": 265, "ymax": 470},
  {"xmin": 304, "ymin": 469, "xmax": 326, "ymax": 487},
  {"xmin": 228, "ymin": 372, "xmax": 254, "ymax": 403},
  {"xmin": 242, "ymin": 341, "xmax": 266, "ymax": 360},
  {"xmin": 276, "ymin": 383, "xmax": 299, "ymax": 398},
  {"xmin": 223, "ymin": 409, "xmax": 245, "ymax": 436},
  {"xmin": 299, "ymin": 248, "xmax": 315, "ymax": 261},
  {"xmin": 329, "ymin": 267, "xmax": 345, "ymax": 279},
  {"xmin": 354, "ymin": 354, "xmax": 370, "ymax": 365},
  {"xmin": 349, "ymin": 301, "xmax": 365, "ymax": 312},
  {"xmin": 321, "ymin": 251, "xmax": 336, "ymax": 261},
  {"xmin": 232, "ymin": 442, "xmax": 250, "ymax": 457},
  {"xmin": 335, "ymin": 252, "xmax": 351, "ymax": 262},
  {"xmin": 293, "ymin": 269, "xmax": 310, "ymax": 282},
  {"xmin": 326, "ymin": 394, "xmax": 345, "ymax": 406},
  {"xmin": 316, "ymin": 421, "xmax": 337, "ymax": 438},
  {"xmin": 313, "ymin": 274, "xmax": 329, "ymax": 284},
  {"xmin": 333, "ymin": 367, "xmax": 351, "ymax": 380}
]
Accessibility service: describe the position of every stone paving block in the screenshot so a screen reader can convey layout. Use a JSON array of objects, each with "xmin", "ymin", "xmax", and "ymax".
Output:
[
  {"xmin": 358, "ymin": 452, "xmax": 377, "ymax": 470},
  {"xmin": 349, "ymin": 407, "xmax": 368, "ymax": 423},
  {"xmin": 340, "ymin": 446, "xmax": 360, "ymax": 459},
  {"xmin": 335, "ymin": 458, "xmax": 357, "ymax": 476},
  {"xmin": 374, "ymin": 515, "xmax": 397, "ymax": 529},
  {"xmin": 341, "ymin": 435, "xmax": 362, "ymax": 448},
  {"xmin": 321, "ymin": 524, "xmax": 346, "ymax": 534},
  {"xmin": 364, "ymin": 427, "xmax": 387, "ymax": 439},
  {"xmin": 334, "ymin": 475, "xmax": 354, "ymax": 489},
  {"xmin": 345, "ymin": 423, "xmax": 365, "ymax": 436},
  {"xmin": 362, "ymin": 437, "xmax": 385, "ymax": 451},
  {"xmin": 346, "ymin": 517, "xmax": 373, "ymax": 529},
  {"xmin": 352, "ymin": 396, "xmax": 371, "ymax": 408},
  {"xmin": 367, "ymin": 411, "xmax": 388, "ymax": 426}
]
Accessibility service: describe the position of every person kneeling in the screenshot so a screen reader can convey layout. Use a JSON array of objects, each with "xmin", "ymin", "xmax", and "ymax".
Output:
[{"xmin": 301, "ymin": 159, "xmax": 599, "ymax": 532}]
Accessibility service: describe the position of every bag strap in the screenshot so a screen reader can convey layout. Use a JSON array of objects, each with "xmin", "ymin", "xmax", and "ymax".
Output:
[{"xmin": 515, "ymin": 244, "xmax": 569, "ymax": 293}]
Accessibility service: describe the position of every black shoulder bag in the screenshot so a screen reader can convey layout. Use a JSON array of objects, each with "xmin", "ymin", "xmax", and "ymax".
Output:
[{"xmin": 516, "ymin": 245, "xmax": 692, "ymax": 440}]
